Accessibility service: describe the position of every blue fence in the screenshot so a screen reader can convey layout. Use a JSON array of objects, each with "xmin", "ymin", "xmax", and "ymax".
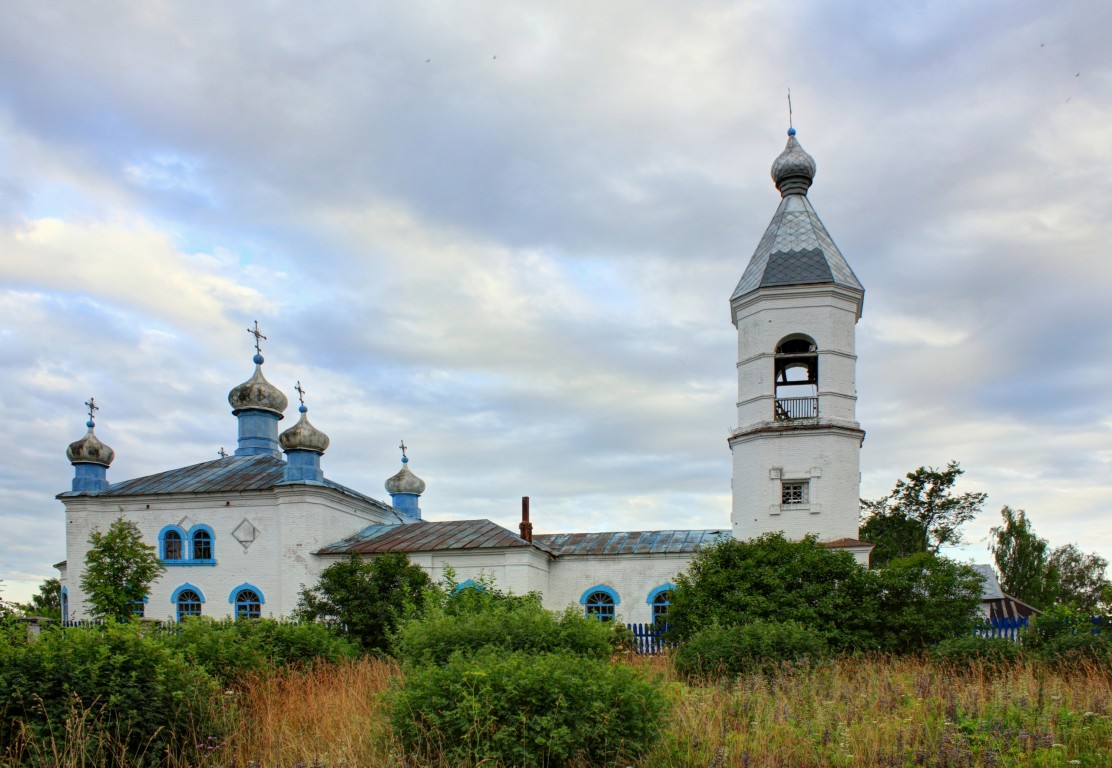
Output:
[
  {"xmin": 974, "ymin": 615, "xmax": 1029, "ymax": 642},
  {"xmin": 626, "ymin": 623, "xmax": 670, "ymax": 654}
]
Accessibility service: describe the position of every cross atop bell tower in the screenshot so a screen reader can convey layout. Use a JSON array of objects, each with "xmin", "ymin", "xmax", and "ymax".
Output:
[{"xmin": 728, "ymin": 128, "xmax": 866, "ymax": 550}]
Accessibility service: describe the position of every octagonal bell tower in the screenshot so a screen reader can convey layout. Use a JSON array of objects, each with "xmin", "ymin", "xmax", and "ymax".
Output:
[{"xmin": 729, "ymin": 128, "xmax": 865, "ymax": 545}]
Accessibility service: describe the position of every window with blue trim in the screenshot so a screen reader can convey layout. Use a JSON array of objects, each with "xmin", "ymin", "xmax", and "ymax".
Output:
[
  {"xmin": 131, "ymin": 596, "xmax": 148, "ymax": 618},
  {"xmin": 176, "ymin": 589, "xmax": 203, "ymax": 621},
  {"xmin": 61, "ymin": 588, "xmax": 69, "ymax": 623},
  {"xmin": 651, "ymin": 590, "xmax": 672, "ymax": 625},
  {"xmin": 584, "ymin": 590, "xmax": 616, "ymax": 622},
  {"xmin": 192, "ymin": 529, "xmax": 213, "ymax": 561},
  {"xmin": 160, "ymin": 527, "xmax": 185, "ymax": 562},
  {"xmin": 234, "ymin": 589, "xmax": 262, "ymax": 619}
]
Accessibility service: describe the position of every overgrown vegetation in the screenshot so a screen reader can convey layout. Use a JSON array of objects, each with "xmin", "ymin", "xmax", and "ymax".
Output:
[{"xmin": 80, "ymin": 517, "xmax": 166, "ymax": 622}]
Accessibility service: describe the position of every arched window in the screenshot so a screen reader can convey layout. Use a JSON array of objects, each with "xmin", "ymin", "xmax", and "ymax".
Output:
[
  {"xmin": 774, "ymin": 335, "xmax": 818, "ymax": 420},
  {"xmin": 580, "ymin": 585, "xmax": 619, "ymax": 622},
  {"xmin": 191, "ymin": 527, "xmax": 214, "ymax": 561},
  {"xmin": 171, "ymin": 583, "xmax": 205, "ymax": 622},
  {"xmin": 61, "ymin": 587, "xmax": 69, "ymax": 623},
  {"xmin": 229, "ymin": 583, "xmax": 264, "ymax": 620},
  {"xmin": 159, "ymin": 526, "xmax": 186, "ymax": 562},
  {"xmin": 647, "ymin": 584, "xmax": 674, "ymax": 626}
]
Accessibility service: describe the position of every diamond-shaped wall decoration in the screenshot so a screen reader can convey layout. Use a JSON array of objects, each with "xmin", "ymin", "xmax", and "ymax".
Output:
[
  {"xmin": 232, "ymin": 519, "xmax": 258, "ymax": 551},
  {"xmin": 178, "ymin": 515, "xmax": 195, "ymax": 530}
]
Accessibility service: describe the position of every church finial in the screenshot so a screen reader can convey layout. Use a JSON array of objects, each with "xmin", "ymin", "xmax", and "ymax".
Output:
[
  {"xmin": 787, "ymin": 88, "xmax": 795, "ymax": 135},
  {"xmin": 218, "ymin": 447, "xmax": 228, "ymax": 458},
  {"xmin": 295, "ymin": 381, "xmax": 307, "ymax": 413},
  {"xmin": 247, "ymin": 320, "xmax": 267, "ymax": 364},
  {"xmin": 84, "ymin": 397, "xmax": 99, "ymax": 428},
  {"xmin": 399, "ymin": 439, "xmax": 409, "ymax": 463}
]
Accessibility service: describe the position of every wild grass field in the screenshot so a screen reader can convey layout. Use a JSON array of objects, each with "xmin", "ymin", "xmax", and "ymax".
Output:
[{"xmin": 12, "ymin": 653, "xmax": 1104, "ymax": 768}]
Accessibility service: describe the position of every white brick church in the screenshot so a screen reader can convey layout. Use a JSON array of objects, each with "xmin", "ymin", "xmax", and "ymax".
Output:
[{"xmin": 56, "ymin": 129, "xmax": 872, "ymax": 625}]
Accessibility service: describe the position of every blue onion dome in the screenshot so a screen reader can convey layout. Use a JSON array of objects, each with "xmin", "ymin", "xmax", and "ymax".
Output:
[
  {"xmin": 279, "ymin": 404, "xmax": 330, "ymax": 454},
  {"xmin": 386, "ymin": 455, "xmax": 426, "ymax": 496},
  {"xmin": 771, "ymin": 129, "xmax": 816, "ymax": 197},
  {"xmin": 66, "ymin": 421, "xmax": 115, "ymax": 466},
  {"xmin": 228, "ymin": 356, "xmax": 288, "ymax": 417}
]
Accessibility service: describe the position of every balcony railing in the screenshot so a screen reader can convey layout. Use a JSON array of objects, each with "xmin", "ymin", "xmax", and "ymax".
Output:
[{"xmin": 775, "ymin": 396, "xmax": 818, "ymax": 421}]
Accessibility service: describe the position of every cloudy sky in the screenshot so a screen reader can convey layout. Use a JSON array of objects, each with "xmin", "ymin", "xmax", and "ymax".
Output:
[{"xmin": 2, "ymin": 1, "xmax": 1110, "ymax": 602}]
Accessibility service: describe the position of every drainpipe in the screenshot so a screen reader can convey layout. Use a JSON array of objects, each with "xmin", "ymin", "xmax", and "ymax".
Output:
[{"xmin": 519, "ymin": 496, "xmax": 533, "ymax": 543}]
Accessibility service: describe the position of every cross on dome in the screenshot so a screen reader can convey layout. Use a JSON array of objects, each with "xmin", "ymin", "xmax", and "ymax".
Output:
[
  {"xmin": 399, "ymin": 440, "xmax": 408, "ymax": 461},
  {"xmin": 295, "ymin": 381, "xmax": 306, "ymax": 406},
  {"xmin": 85, "ymin": 397, "xmax": 99, "ymax": 426},
  {"xmin": 246, "ymin": 321, "xmax": 267, "ymax": 355}
]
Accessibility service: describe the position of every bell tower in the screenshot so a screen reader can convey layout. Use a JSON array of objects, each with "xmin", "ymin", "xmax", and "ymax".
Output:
[{"xmin": 729, "ymin": 128, "xmax": 865, "ymax": 545}]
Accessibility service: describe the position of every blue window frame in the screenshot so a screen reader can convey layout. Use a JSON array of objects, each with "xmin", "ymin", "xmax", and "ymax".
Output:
[
  {"xmin": 131, "ymin": 595, "xmax": 149, "ymax": 618},
  {"xmin": 229, "ymin": 583, "xmax": 264, "ymax": 620},
  {"xmin": 580, "ymin": 585, "xmax": 620, "ymax": 622},
  {"xmin": 159, "ymin": 525, "xmax": 186, "ymax": 562},
  {"xmin": 191, "ymin": 526, "xmax": 214, "ymax": 562},
  {"xmin": 61, "ymin": 587, "xmax": 68, "ymax": 622},
  {"xmin": 171, "ymin": 583, "xmax": 205, "ymax": 622},
  {"xmin": 647, "ymin": 584, "xmax": 674, "ymax": 626}
]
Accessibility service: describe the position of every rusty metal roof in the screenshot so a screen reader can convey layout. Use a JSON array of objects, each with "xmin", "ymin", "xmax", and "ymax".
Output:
[
  {"xmin": 57, "ymin": 454, "xmax": 402, "ymax": 517},
  {"xmin": 318, "ymin": 519, "xmax": 533, "ymax": 555},
  {"xmin": 532, "ymin": 529, "xmax": 727, "ymax": 555}
]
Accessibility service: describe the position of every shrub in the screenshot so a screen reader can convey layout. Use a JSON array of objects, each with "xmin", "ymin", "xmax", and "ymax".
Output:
[
  {"xmin": 390, "ymin": 649, "xmax": 666, "ymax": 767},
  {"xmin": 393, "ymin": 599, "xmax": 612, "ymax": 666},
  {"xmin": 0, "ymin": 621, "xmax": 219, "ymax": 766},
  {"xmin": 931, "ymin": 635, "xmax": 1026, "ymax": 666},
  {"xmin": 673, "ymin": 620, "xmax": 827, "ymax": 679},
  {"xmin": 163, "ymin": 617, "xmax": 359, "ymax": 682},
  {"xmin": 1036, "ymin": 632, "xmax": 1111, "ymax": 666},
  {"xmin": 1024, "ymin": 604, "xmax": 1095, "ymax": 651}
]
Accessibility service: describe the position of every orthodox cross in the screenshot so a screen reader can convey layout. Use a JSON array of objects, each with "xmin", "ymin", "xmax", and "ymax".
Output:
[
  {"xmin": 787, "ymin": 88, "xmax": 794, "ymax": 130},
  {"xmin": 218, "ymin": 447, "xmax": 229, "ymax": 458},
  {"xmin": 85, "ymin": 397, "xmax": 99, "ymax": 422},
  {"xmin": 246, "ymin": 320, "xmax": 267, "ymax": 354},
  {"xmin": 294, "ymin": 380, "xmax": 306, "ymax": 406},
  {"xmin": 399, "ymin": 440, "xmax": 408, "ymax": 459}
]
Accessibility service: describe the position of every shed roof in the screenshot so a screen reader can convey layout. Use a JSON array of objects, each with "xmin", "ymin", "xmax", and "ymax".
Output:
[
  {"xmin": 532, "ymin": 529, "xmax": 727, "ymax": 556},
  {"xmin": 318, "ymin": 519, "xmax": 535, "ymax": 555}
]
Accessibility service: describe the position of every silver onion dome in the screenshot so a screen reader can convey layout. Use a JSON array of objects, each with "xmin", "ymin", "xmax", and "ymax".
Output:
[
  {"xmin": 228, "ymin": 354, "xmax": 288, "ymax": 416},
  {"xmin": 771, "ymin": 128, "xmax": 816, "ymax": 197},
  {"xmin": 386, "ymin": 457, "xmax": 426, "ymax": 496},
  {"xmin": 279, "ymin": 405, "xmax": 330, "ymax": 454},
  {"xmin": 66, "ymin": 422, "xmax": 115, "ymax": 466}
]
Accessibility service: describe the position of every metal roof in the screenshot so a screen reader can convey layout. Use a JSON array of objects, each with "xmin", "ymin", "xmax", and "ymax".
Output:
[
  {"xmin": 532, "ymin": 529, "xmax": 727, "ymax": 556},
  {"xmin": 318, "ymin": 519, "xmax": 533, "ymax": 555},
  {"xmin": 731, "ymin": 194, "xmax": 863, "ymax": 302},
  {"xmin": 973, "ymin": 563, "xmax": 1005, "ymax": 600},
  {"xmin": 57, "ymin": 454, "xmax": 403, "ymax": 518}
]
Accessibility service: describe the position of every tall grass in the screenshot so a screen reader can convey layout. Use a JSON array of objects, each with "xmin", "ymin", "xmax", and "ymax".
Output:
[{"xmin": 8, "ymin": 654, "xmax": 1111, "ymax": 767}]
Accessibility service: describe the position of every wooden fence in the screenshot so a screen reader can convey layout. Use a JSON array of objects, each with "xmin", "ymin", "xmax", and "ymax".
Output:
[{"xmin": 626, "ymin": 623, "xmax": 670, "ymax": 654}]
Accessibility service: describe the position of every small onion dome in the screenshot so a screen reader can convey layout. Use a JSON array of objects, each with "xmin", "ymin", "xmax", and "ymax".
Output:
[
  {"xmin": 279, "ymin": 404, "xmax": 330, "ymax": 454},
  {"xmin": 228, "ymin": 354, "xmax": 288, "ymax": 416},
  {"xmin": 386, "ymin": 456, "xmax": 426, "ymax": 496},
  {"xmin": 66, "ymin": 421, "xmax": 115, "ymax": 466},
  {"xmin": 771, "ymin": 127, "xmax": 816, "ymax": 197}
]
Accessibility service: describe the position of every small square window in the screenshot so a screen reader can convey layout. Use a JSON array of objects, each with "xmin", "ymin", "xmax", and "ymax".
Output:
[{"xmin": 782, "ymin": 481, "xmax": 808, "ymax": 505}]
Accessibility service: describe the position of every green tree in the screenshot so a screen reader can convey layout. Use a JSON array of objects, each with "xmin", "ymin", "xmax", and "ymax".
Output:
[
  {"xmin": 294, "ymin": 553, "xmax": 433, "ymax": 652},
  {"xmin": 870, "ymin": 553, "xmax": 984, "ymax": 652},
  {"xmin": 1048, "ymin": 544, "xmax": 1110, "ymax": 614},
  {"xmin": 989, "ymin": 506, "xmax": 1053, "ymax": 609},
  {"xmin": 860, "ymin": 461, "xmax": 986, "ymax": 567},
  {"xmin": 20, "ymin": 577, "xmax": 62, "ymax": 619},
  {"xmin": 666, "ymin": 533, "xmax": 875, "ymax": 650},
  {"xmin": 80, "ymin": 517, "xmax": 165, "ymax": 621}
]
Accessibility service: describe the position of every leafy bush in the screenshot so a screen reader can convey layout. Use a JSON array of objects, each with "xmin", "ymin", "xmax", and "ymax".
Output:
[
  {"xmin": 390, "ymin": 649, "xmax": 666, "ymax": 767},
  {"xmin": 1035, "ymin": 632, "xmax": 1111, "ymax": 665},
  {"xmin": 673, "ymin": 620, "xmax": 827, "ymax": 679},
  {"xmin": 393, "ymin": 596, "xmax": 612, "ymax": 666},
  {"xmin": 931, "ymin": 635, "xmax": 1026, "ymax": 666},
  {"xmin": 163, "ymin": 617, "xmax": 359, "ymax": 681},
  {"xmin": 0, "ymin": 621, "xmax": 219, "ymax": 766},
  {"xmin": 1024, "ymin": 604, "xmax": 1095, "ymax": 650}
]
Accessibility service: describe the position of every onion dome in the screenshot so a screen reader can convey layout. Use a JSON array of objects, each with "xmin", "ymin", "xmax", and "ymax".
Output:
[
  {"xmin": 66, "ymin": 419, "xmax": 115, "ymax": 466},
  {"xmin": 386, "ymin": 454, "xmax": 426, "ymax": 496},
  {"xmin": 771, "ymin": 127, "xmax": 816, "ymax": 197},
  {"xmin": 279, "ymin": 403, "xmax": 330, "ymax": 454},
  {"xmin": 228, "ymin": 353, "xmax": 288, "ymax": 417}
]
